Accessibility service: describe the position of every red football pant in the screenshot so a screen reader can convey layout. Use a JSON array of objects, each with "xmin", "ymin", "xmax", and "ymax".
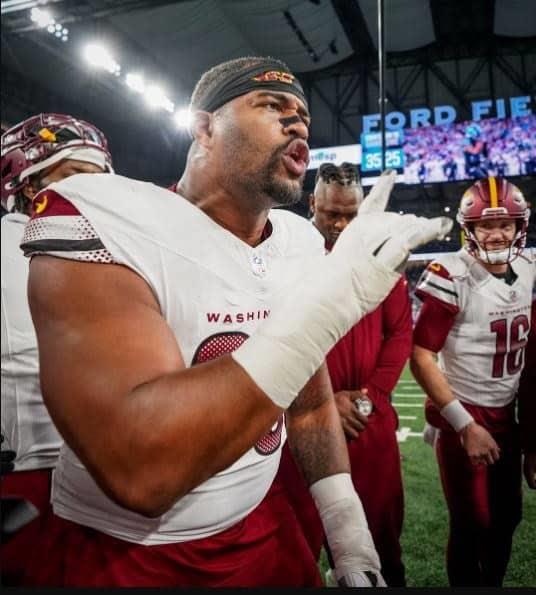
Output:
[
  {"xmin": 275, "ymin": 403, "xmax": 406, "ymax": 587},
  {"xmin": 0, "ymin": 468, "xmax": 53, "ymax": 586},
  {"xmin": 426, "ymin": 400, "xmax": 522, "ymax": 587},
  {"xmin": 22, "ymin": 477, "xmax": 322, "ymax": 587}
]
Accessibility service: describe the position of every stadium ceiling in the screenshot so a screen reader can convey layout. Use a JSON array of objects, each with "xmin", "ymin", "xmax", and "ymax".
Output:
[
  {"xmin": 1, "ymin": 0, "xmax": 535, "ymax": 188},
  {"xmin": 2, "ymin": 0, "xmax": 536, "ymax": 75},
  {"xmin": 2, "ymin": 0, "xmax": 535, "ymax": 95}
]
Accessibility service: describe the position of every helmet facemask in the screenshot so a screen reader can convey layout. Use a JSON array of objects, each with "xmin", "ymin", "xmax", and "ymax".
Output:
[
  {"xmin": 464, "ymin": 218, "xmax": 526, "ymax": 265},
  {"xmin": 457, "ymin": 177, "xmax": 530, "ymax": 266}
]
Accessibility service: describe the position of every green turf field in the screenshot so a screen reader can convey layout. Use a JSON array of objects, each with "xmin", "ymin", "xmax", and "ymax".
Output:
[{"xmin": 319, "ymin": 365, "xmax": 536, "ymax": 587}]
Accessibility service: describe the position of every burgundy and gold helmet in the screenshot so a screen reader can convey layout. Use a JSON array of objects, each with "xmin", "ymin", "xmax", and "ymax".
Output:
[
  {"xmin": 1, "ymin": 113, "xmax": 113, "ymax": 211},
  {"xmin": 456, "ymin": 177, "xmax": 530, "ymax": 264}
]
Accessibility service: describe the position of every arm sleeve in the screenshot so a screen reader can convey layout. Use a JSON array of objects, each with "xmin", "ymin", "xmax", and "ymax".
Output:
[
  {"xmin": 412, "ymin": 259, "xmax": 459, "ymax": 353},
  {"xmin": 413, "ymin": 297, "xmax": 457, "ymax": 353},
  {"xmin": 364, "ymin": 276, "xmax": 413, "ymax": 399},
  {"xmin": 518, "ymin": 300, "xmax": 536, "ymax": 454},
  {"xmin": 414, "ymin": 260, "xmax": 460, "ymax": 314},
  {"xmin": 20, "ymin": 189, "xmax": 116, "ymax": 264}
]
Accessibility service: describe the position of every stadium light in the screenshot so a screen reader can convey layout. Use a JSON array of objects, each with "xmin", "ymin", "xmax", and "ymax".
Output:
[
  {"xmin": 173, "ymin": 108, "xmax": 192, "ymax": 129},
  {"xmin": 84, "ymin": 43, "xmax": 121, "ymax": 76},
  {"xmin": 126, "ymin": 72, "xmax": 145, "ymax": 93},
  {"xmin": 30, "ymin": 7, "xmax": 54, "ymax": 28},
  {"xmin": 30, "ymin": 7, "xmax": 68, "ymax": 41},
  {"xmin": 145, "ymin": 84, "xmax": 174, "ymax": 112},
  {"xmin": 444, "ymin": 206, "xmax": 451, "ymax": 213}
]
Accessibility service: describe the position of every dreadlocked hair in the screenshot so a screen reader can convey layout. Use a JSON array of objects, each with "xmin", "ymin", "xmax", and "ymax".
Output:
[
  {"xmin": 190, "ymin": 56, "xmax": 292, "ymax": 112},
  {"xmin": 315, "ymin": 162, "xmax": 361, "ymax": 187}
]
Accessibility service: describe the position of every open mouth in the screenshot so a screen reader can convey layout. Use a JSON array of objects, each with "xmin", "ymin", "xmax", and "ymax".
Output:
[{"xmin": 281, "ymin": 139, "xmax": 309, "ymax": 177}]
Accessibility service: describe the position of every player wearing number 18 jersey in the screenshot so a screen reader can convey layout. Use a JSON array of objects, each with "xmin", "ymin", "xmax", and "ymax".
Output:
[{"xmin": 410, "ymin": 177, "xmax": 534, "ymax": 587}]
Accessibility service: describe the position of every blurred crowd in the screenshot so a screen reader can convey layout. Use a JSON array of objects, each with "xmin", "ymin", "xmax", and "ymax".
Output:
[{"xmin": 404, "ymin": 115, "xmax": 536, "ymax": 184}]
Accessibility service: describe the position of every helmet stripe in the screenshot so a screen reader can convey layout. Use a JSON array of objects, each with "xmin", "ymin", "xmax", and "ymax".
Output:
[{"xmin": 488, "ymin": 176, "xmax": 498, "ymax": 208}]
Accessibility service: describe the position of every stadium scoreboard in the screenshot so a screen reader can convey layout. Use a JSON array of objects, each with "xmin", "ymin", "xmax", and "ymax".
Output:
[{"xmin": 360, "ymin": 130, "xmax": 405, "ymax": 179}]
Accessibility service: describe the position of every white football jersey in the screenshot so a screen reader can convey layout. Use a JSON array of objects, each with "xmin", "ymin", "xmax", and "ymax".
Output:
[
  {"xmin": 416, "ymin": 248, "xmax": 534, "ymax": 407},
  {"xmin": 21, "ymin": 173, "xmax": 324, "ymax": 544},
  {"xmin": 1, "ymin": 213, "xmax": 62, "ymax": 471}
]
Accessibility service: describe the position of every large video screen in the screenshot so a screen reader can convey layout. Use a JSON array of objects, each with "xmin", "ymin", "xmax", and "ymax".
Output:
[{"xmin": 402, "ymin": 114, "xmax": 536, "ymax": 184}]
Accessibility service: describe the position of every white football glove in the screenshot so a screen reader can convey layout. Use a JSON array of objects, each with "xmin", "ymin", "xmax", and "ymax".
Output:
[
  {"xmin": 233, "ymin": 170, "xmax": 453, "ymax": 409},
  {"xmin": 333, "ymin": 170, "xmax": 453, "ymax": 272}
]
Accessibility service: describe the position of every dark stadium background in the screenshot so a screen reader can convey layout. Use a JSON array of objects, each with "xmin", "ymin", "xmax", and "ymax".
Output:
[{"xmin": 2, "ymin": 0, "xmax": 535, "ymax": 251}]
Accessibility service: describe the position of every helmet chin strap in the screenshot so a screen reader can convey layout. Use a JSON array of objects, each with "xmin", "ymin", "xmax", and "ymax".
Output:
[
  {"xmin": 476, "ymin": 246, "xmax": 511, "ymax": 265},
  {"xmin": 468, "ymin": 227, "xmax": 519, "ymax": 266}
]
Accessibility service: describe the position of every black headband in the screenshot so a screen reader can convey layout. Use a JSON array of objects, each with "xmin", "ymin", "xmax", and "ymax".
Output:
[{"xmin": 196, "ymin": 62, "xmax": 308, "ymax": 113}]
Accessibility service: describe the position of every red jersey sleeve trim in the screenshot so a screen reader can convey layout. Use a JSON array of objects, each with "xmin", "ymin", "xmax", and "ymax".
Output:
[
  {"xmin": 31, "ymin": 189, "xmax": 82, "ymax": 219},
  {"xmin": 426, "ymin": 261, "xmax": 452, "ymax": 280},
  {"xmin": 20, "ymin": 189, "xmax": 115, "ymax": 264},
  {"xmin": 413, "ymin": 296, "xmax": 457, "ymax": 353}
]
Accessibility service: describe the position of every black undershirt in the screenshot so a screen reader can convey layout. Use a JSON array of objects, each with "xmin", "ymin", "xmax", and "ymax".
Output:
[{"xmin": 491, "ymin": 264, "xmax": 517, "ymax": 286}]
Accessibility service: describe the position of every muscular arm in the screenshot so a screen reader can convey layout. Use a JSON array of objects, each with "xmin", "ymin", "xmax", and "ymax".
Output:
[
  {"xmin": 28, "ymin": 256, "xmax": 282, "ymax": 517},
  {"xmin": 285, "ymin": 363, "xmax": 349, "ymax": 485}
]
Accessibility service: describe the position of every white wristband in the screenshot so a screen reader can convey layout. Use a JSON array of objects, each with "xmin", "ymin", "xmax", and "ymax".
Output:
[
  {"xmin": 440, "ymin": 400, "xmax": 474, "ymax": 432},
  {"xmin": 309, "ymin": 473, "xmax": 381, "ymax": 577}
]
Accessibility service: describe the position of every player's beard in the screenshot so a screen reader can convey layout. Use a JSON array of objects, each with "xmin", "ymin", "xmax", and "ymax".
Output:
[
  {"xmin": 258, "ymin": 145, "xmax": 304, "ymax": 207},
  {"xmin": 222, "ymin": 128, "xmax": 304, "ymax": 209}
]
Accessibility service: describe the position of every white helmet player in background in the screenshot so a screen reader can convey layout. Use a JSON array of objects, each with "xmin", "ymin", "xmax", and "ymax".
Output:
[
  {"xmin": 456, "ymin": 176, "xmax": 530, "ymax": 266},
  {"xmin": 1, "ymin": 113, "xmax": 113, "ymax": 585}
]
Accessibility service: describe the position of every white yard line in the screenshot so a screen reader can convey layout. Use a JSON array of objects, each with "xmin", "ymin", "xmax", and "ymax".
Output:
[
  {"xmin": 393, "ymin": 403, "xmax": 423, "ymax": 407},
  {"xmin": 398, "ymin": 415, "xmax": 417, "ymax": 420}
]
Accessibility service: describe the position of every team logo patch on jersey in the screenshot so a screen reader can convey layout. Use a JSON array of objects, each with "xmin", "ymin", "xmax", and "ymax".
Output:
[
  {"xmin": 33, "ymin": 193, "xmax": 48, "ymax": 214},
  {"xmin": 30, "ymin": 189, "xmax": 82, "ymax": 219},
  {"xmin": 251, "ymin": 253, "xmax": 267, "ymax": 278},
  {"xmin": 427, "ymin": 261, "xmax": 451, "ymax": 280}
]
